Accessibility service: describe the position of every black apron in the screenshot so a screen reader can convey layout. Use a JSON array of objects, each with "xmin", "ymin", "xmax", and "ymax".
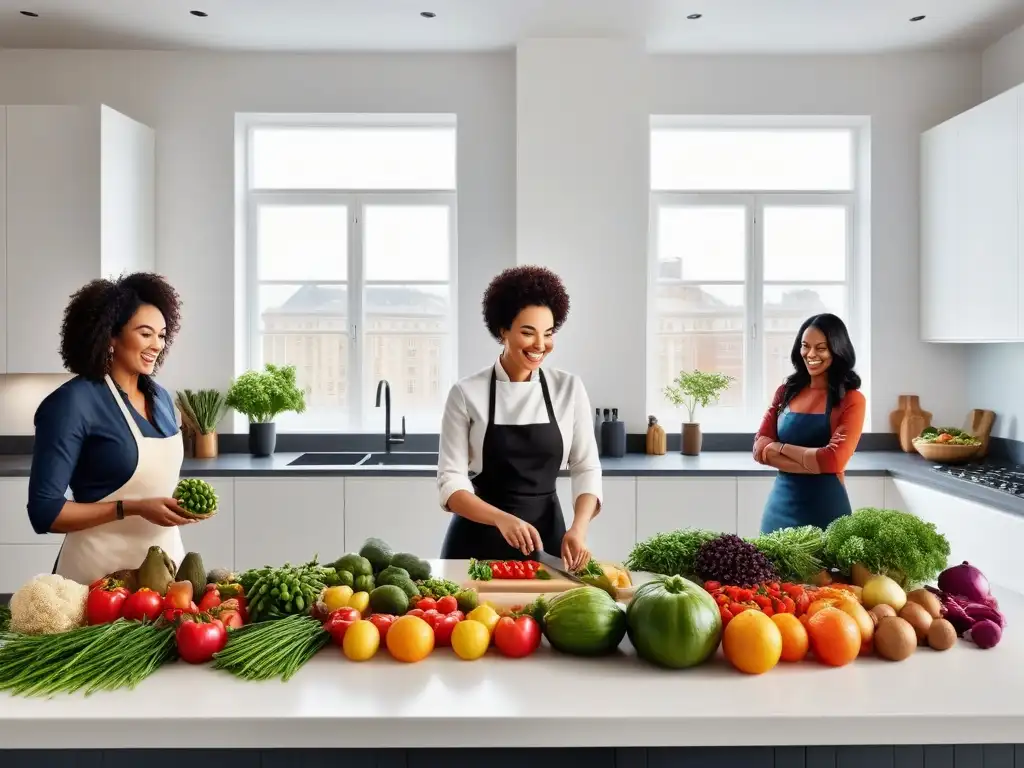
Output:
[{"xmin": 440, "ymin": 368, "xmax": 567, "ymax": 561}]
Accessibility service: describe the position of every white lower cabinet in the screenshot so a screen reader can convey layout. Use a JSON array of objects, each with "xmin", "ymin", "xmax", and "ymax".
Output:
[
  {"xmin": 891, "ymin": 478, "xmax": 1023, "ymax": 594},
  {"xmin": 0, "ymin": 477, "xmax": 65, "ymax": 592},
  {"xmin": 233, "ymin": 478, "xmax": 345, "ymax": 571},
  {"xmin": 344, "ymin": 477, "xmax": 450, "ymax": 557},
  {"xmin": 178, "ymin": 478, "xmax": 235, "ymax": 572},
  {"xmin": 556, "ymin": 476, "xmax": 636, "ymax": 563},
  {"xmin": 636, "ymin": 477, "xmax": 738, "ymax": 542}
]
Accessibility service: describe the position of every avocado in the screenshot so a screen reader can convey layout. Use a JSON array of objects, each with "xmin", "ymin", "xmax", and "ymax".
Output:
[
  {"xmin": 359, "ymin": 537, "xmax": 394, "ymax": 573},
  {"xmin": 455, "ymin": 589, "xmax": 479, "ymax": 614},
  {"xmin": 353, "ymin": 573, "xmax": 375, "ymax": 593},
  {"xmin": 392, "ymin": 576, "xmax": 420, "ymax": 601},
  {"xmin": 335, "ymin": 570, "xmax": 355, "ymax": 589},
  {"xmin": 390, "ymin": 553, "xmax": 431, "ymax": 581},
  {"xmin": 369, "ymin": 584, "xmax": 409, "ymax": 615},
  {"xmin": 175, "ymin": 552, "xmax": 206, "ymax": 599},
  {"xmin": 334, "ymin": 553, "xmax": 374, "ymax": 578},
  {"xmin": 377, "ymin": 566, "xmax": 411, "ymax": 587}
]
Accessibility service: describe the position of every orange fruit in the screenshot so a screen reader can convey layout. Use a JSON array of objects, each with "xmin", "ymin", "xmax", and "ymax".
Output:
[
  {"xmin": 722, "ymin": 609, "xmax": 782, "ymax": 674},
  {"xmin": 771, "ymin": 612, "xmax": 809, "ymax": 662},
  {"xmin": 385, "ymin": 615, "xmax": 435, "ymax": 663},
  {"xmin": 807, "ymin": 607, "xmax": 861, "ymax": 667},
  {"xmin": 806, "ymin": 597, "xmax": 839, "ymax": 618}
]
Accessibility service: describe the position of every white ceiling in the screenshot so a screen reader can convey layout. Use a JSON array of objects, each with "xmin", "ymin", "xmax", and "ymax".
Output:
[{"xmin": 1, "ymin": 0, "xmax": 1023, "ymax": 54}]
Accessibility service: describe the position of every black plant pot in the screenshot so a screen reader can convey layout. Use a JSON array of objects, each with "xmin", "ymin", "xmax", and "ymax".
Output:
[{"xmin": 249, "ymin": 422, "xmax": 277, "ymax": 457}]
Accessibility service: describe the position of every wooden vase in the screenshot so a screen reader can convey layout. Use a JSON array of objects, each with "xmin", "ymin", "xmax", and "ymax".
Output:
[
  {"xmin": 194, "ymin": 432, "xmax": 219, "ymax": 459},
  {"xmin": 681, "ymin": 423, "xmax": 702, "ymax": 456}
]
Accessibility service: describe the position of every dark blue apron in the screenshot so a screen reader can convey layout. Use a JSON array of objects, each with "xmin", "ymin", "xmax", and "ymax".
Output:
[
  {"xmin": 759, "ymin": 396, "xmax": 852, "ymax": 534},
  {"xmin": 440, "ymin": 368, "xmax": 567, "ymax": 560}
]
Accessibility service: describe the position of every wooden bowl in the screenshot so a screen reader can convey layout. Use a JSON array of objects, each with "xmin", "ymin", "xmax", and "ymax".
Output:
[{"xmin": 913, "ymin": 440, "xmax": 982, "ymax": 464}]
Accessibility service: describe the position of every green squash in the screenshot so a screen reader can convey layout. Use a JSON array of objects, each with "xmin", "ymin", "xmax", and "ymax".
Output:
[{"xmin": 626, "ymin": 574, "xmax": 722, "ymax": 669}]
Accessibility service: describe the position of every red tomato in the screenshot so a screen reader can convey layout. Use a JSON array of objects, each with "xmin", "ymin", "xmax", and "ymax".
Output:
[
  {"xmin": 493, "ymin": 616, "xmax": 541, "ymax": 658},
  {"xmin": 121, "ymin": 588, "xmax": 164, "ymax": 622},
  {"xmin": 368, "ymin": 613, "xmax": 396, "ymax": 640},
  {"xmin": 433, "ymin": 615, "xmax": 460, "ymax": 647},
  {"xmin": 175, "ymin": 617, "xmax": 228, "ymax": 664},
  {"xmin": 216, "ymin": 609, "xmax": 244, "ymax": 630},
  {"xmin": 436, "ymin": 596, "xmax": 458, "ymax": 615},
  {"xmin": 163, "ymin": 581, "xmax": 194, "ymax": 611},
  {"xmin": 86, "ymin": 585, "xmax": 128, "ymax": 625},
  {"xmin": 406, "ymin": 608, "xmax": 426, "ymax": 619},
  {"xmin": 489, "ymin": 561, "xmax": 502, "ymax": 578},
  {"xmin": 421, "ymin": 609, "xmax": 442, "ymax": 629},
  {"xmin": 447, "ymin": 610, "xmax": 465, "ymax": 622},
  {"xmin": 324, "ymin": 607, "xmax": 361, "ymax": 647},
  {"xmin": 510, "ymin": 561, "xmax": 526, "ymax": 579},
  {"xmin": 416, "ymin": 597, "xmax": 438, "ymax": 612}
]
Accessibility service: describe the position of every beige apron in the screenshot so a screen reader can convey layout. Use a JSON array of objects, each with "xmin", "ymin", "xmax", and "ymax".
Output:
[{"xmin": 54, "ymin": 375, "xmax": 185, "ymax": 585}]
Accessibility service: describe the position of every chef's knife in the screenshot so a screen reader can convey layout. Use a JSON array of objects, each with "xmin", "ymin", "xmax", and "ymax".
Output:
[{"xmin": 532, "ymin": 550, "xmax": 586, "ymax": 584}]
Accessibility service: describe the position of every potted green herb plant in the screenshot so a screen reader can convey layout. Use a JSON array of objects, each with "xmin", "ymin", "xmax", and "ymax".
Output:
[
  {"xmin": 226, "ymin": 364, "xmax": 306, "ymax": 456},
  {"xmin": 175, "ymin": 388, "xmax": 229, "ymax": 459},
  {"xmin": 663, "ymin": 370, "xmax": 735, "ymax": 456}
]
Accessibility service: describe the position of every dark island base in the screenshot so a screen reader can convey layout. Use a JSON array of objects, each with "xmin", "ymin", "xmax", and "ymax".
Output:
[{"xmin": 3, "ymin": 745, "xmax": 1022, "ymax": 768}]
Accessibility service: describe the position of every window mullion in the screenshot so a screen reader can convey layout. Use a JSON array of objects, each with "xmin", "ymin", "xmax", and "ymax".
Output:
[
  {"xmin": 748, "ymin": 195, "xmax": 765, "ymax": 422},
  {"xmin": 349, "ymin": 196, "xmax": 364, "ymax": 431}
]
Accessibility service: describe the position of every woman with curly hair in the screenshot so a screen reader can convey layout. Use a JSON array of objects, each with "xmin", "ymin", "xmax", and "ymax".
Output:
[
  {"xmin": 437, "ymin": 265, "xmax": 602, "ymax": 569},
  {"xmin": 27, "ymin": 272, "xmax": 194, "ymax": 585}
]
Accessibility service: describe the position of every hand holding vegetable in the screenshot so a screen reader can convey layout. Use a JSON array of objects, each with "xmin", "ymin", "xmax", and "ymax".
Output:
[
  {"xmin": 127, "ymin": 498, "xmax": 194, "ymax": 527},
  {"xmin": 561, "ymin": 526, "xmax": 590, "ymax": 572}
]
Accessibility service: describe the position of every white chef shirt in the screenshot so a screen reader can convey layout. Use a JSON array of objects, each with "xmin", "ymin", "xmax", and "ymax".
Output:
[{"xmin": 437, "ymin": 357, "xmax": 603, "ymax": 514}]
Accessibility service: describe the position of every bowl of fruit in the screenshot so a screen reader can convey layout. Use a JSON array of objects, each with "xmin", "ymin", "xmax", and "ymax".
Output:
[{"xmin": 912, "ymin": 426, "xmax": 982, "ymax": 464}]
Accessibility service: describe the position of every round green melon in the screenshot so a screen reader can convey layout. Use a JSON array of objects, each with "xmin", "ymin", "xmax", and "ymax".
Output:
[
  {"xmin": 541, "ymin": 586, "xmax": 627, "ymax": 656},
  {"xmin": 626, "ymin": 574, "xmax": 722, "ymax": 669}
]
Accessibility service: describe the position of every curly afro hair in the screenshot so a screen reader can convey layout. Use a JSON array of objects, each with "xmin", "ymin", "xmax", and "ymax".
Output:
[
  {"xmin": 482, "ymin": 265, "xmax": 570, "ymax": 341},
  {"xmin": 59, "ymin": 272, "xmax": 182, "ymax": 379}
]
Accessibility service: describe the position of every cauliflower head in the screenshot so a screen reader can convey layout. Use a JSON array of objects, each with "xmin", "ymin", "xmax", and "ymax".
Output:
[{"xmin": 9, "ymin": 573, "xmax": 89, "ymax": 635}]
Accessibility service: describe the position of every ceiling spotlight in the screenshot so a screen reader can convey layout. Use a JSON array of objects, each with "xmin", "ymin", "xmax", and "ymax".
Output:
[
  {"xmin": 19, "ymin": 10, "xmax": 39, "ymax": 17},
  {"xmin": 910, "ymin": 15, "xmax": 926, "ymax": 22},
  {"xmin": 420, "ymin": 11, "xmax": 436, "ymax": 18},
  {"xmin": 687, "ymin": 13, "xmax": 702, "ymax": 20},
  {"xmin": 190, "ymin": 10, "xmax": 208, "ymax": 17}
]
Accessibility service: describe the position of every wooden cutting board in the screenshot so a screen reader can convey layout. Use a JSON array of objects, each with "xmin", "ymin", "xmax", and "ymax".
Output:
[
  {"xmin": 465, "ymin": 575, "xmax": 582, "ymax": 594},
  {"xmin": 964, "ymin": 408, "xmax": 996, "ymax": 457}
]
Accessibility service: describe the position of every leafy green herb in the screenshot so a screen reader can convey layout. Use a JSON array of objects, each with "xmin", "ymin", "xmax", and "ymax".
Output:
[
  {"xmin": 467, "ymin": 558, "xmax": 493, "ymax": 581},
  {"xmin": 750, "ymin": 526, "xmax": 826, "ymax": 584},
  {"xmin": 535, "ymin": 569, "xmax": 552, "ymax": 580},
  {"xmin": 574, "ymin": 559, "xmax": 605, "ymax": 578},
  {"xmin": 416, "ymin": 578, "xmax": 462, "ymax": 598},
  {"xmin": 226, "ymin": 363, "xmax": 306, "ymax": 424},
  {"xmin": 625, "ymin": 528, "xmax": 720, "ymax": 577},
  {"xmin": 823, "ymin": 508, "xmax": 951, "ymax": 588}
]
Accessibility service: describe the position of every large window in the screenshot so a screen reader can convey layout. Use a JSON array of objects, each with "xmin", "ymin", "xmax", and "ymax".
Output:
[
  {"xmin": 242, "ymin": 117, "xmax": 457, "ymax": 432},
  {"xmin": 648, "ymin": 124, "xmax": 859, "ymax": 430}
]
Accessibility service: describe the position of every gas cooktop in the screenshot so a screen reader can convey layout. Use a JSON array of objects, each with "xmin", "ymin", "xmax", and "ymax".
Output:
[{"xmin": 930, "ymin": 463, "xmax": 1024, "ymax": 497}]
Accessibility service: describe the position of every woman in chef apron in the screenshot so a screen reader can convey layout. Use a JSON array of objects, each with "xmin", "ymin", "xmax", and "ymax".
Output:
[
  {"xmin": 437, "ymin": 266, "xmax": 602, "ymax": 569},
  {"xmin": 753, "ymin": 313, "xmax": 866, "ymax": 534},
  {"xmin": 26, "ymin": 273, "xmax": 193, "ymax": 586}
]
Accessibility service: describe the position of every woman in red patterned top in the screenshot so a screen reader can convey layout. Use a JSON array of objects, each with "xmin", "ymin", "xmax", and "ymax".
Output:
[{"xmin": 753, "ymin": 313, "xmax": 866, "ymax": 534}]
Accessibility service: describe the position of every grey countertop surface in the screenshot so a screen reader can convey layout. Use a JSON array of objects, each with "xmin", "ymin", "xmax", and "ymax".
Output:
[{"xmin": 2, "ymin": 449, "xmax": 1022, "ymax": 516}]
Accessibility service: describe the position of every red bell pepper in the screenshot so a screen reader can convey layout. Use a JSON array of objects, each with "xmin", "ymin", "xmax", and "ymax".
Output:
[
  {"xmin": 121, "ymin": 588, "xmax": 164, "ymax": 622},
  {"xmin": 175, "ymin": 614, "xmax": 228, "ymax": 664},
  {"xmin": 164, "ymin": 581, "xmax": 194, "ymax": 612},
  {"xmin": 324, "ymin": 607, "xmax": 361, "ymax": 646},
  {"xmin": 85, "ymin": 583, "xmax": 129, "ymax": 625},
  {"xmin": 197, "ymin": 584, "xmax": 223, "ymax": 613}
]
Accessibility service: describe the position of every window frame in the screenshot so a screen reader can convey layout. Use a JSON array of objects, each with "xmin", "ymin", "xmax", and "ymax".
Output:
[
  {"xmin": 647, "ymin": 119, "xmax": 863, "ymax": 432},
  {"xmin": 240, "ymin": 114, "xmax": 459, "ymax": 433}
]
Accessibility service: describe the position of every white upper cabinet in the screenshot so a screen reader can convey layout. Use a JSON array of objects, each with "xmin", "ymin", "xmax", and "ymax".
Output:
[
  {"xmin": 2, "ymin": 104, "xmax": 155, "ymax": 374},
  {"xmin": 920, "ymin": 86, "xmax": 1022, "ymax": 343}
]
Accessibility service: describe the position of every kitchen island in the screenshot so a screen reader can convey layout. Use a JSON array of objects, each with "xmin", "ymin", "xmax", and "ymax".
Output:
[{"xmin": 1, "ymin": 572, "xmax": 1023, "ymax": 767}]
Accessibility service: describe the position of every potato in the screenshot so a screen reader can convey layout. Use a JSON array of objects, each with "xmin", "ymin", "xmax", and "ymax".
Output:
[
  {"xmin": 906, "ymin": 589, "xmax": 943, "ymax": 619},
  {"xmin": 874, "ymin": 616, "xmax": 917, "ymax": 661},
  {"xmin": 899, "ymin": 602, "xmax": 934, "ymax": 645},
  {"xmin": 869, "ymin": 604, "xmax": 896, "ymax": 622},
  {"xmin": 928, "ymin": 618, "xmax": 957, "ymax": 651}
]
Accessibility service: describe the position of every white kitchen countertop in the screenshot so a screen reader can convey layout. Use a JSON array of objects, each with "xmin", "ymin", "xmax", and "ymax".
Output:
[{"xmin": 1, "ymin": 564, "xmax": 1022, "ymax": 749}]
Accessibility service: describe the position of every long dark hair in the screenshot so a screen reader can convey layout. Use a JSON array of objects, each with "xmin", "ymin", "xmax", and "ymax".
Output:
[{"xmin": 780, "ymin": 313, "xmax": 861, "ymax": 411}]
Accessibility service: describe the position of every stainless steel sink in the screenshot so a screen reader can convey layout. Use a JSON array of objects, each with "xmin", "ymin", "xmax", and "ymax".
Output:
[
  {"xmin": 360, "ymin": 452, "xmax": 439, "ymax": 466},
  {"xmin": 287, "ymin": 452, "xmax": 369, "ymax": 467}
]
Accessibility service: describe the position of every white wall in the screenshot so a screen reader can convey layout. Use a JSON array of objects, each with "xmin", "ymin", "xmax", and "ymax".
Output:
[
  {"xmin": 0, "ymin": 47, "xmax": 983, "ymax": 435},
  {"xmin": 0, "ymin": 49, "xmax": 516, "ymax": 434},
  {"xmin": 964, "ymin": 25, "xmax": 1024, "ymax": 441}
]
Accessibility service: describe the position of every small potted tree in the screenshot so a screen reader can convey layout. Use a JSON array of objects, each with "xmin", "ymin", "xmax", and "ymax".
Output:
[
  {"xmin": 226, "ymin": 364, "xmax": 306, "ymax": 457},
  {"xmin": 175, "ymin": 388, "xmax": 229, "ymax": 459},
  {"xmin": 663, "ymin": 370, "xmax": 734, "ymax": 456}
]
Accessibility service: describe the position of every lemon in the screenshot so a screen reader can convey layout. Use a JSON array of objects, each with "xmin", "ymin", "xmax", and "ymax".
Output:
[
  {"xmin": 466, "ymin": 604, "xmax": 500, "ymax": 634},
  {"xmin": 348, "ymin": 591, "xmax": 370, "ymax": 616},
  {"xmin": 343, "ymin": 620, "xmax": 380, "ymax": 661},
  {"xmin": 322, "ymin": 586, "xmax": 354, "ymax": 613},
  {"xmin": 451, "ymin": 619, "xmax": 490, "ymax": 660}
]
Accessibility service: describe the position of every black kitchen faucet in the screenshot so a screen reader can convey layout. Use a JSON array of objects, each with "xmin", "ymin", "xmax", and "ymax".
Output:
[{"xmin": 375, "ymin": 379, "xmax": 406, "ymax": 453}]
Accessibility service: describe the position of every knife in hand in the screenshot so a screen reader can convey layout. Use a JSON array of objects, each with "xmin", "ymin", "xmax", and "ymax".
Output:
[{"xmin": 532, "ymin": 550, "xmax": 586, "ymax": 584}]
